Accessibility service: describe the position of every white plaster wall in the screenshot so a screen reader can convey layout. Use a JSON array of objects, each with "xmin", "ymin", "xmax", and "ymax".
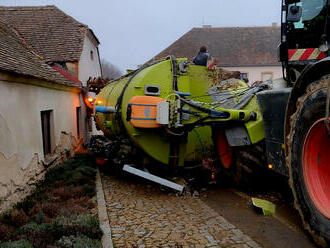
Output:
[
  {"xmin": 222, "ymin": 66, "xmax": 283, "ymax": 84},
  {"xmin": 78, "ymin": 34, "xmax": 101, "ymax": 85},
  {"xmin": 0, "ymin": 80, "xmax": 80, "ymax": 169}
]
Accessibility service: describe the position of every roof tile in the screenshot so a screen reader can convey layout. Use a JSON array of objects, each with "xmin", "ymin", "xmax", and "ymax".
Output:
[
  {"xmin": 152, "ymin": 26, "xmax": 281, "ymax": 67},
  {"xmin": 0, "ymin": 5, "xmax": 93, "ymax": 62},
  {"xmin": 0, "ymin": 20, "xmax": 81, "ymax": 88}
]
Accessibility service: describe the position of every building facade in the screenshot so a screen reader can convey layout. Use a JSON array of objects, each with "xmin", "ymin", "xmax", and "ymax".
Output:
[
  {"xmin": 0, "ymin": 15, "xmax": 86, "ymax": 210},
  {"xmin": 151, "ymin": 26, "xmax": 282, "ymax": 84},
  {"xmin": 0, "ymin": 5, "xmax": 102, "ymax": 142}
]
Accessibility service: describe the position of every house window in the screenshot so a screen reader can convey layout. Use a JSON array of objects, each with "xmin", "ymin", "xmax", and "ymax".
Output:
[
  {"xmin": 76, "ymin": 107, "xmax": 81, "ymax": 138},
  {"xmin": 41, "ymin": 110, "xmax": 54, "ymax": 155},
  {"xmin": 261, "ymin": 72, "xmax": 273, "ymax": 81},
  {"xmin": 90, "ymin": 50, "xmax": 94, "ymax": 61}
]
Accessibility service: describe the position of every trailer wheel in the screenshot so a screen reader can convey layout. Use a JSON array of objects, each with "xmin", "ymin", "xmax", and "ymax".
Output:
[
  {"xmin": 216, "ymin": 136, "xmax": 268, "ymax": 190},
  {"xmin": 288, "ymin": 79, "xmax": 330, "ymax": 247},
  {"xmin": 233, "ymin": 143, "xmax": 269, "ymax": 189}
]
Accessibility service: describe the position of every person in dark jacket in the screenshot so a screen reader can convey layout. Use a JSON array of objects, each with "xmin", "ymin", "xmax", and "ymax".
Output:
[{"xmin": 193, "ymin": 46, "xmax": 210, "ymax": 66}]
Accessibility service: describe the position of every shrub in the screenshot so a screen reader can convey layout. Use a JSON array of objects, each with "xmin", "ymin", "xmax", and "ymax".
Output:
[
  {"xmin": 14, "ymin": 198, "xmax": 35, "ymax": 214},
  {"xmin": 42, "ymin": 202, "xmax": 61, "ymax": 218},
  {"xmin": 67, "ymin": 197, "xmax": 95, "ymax": 210},
  {"xmin": 15, "ymin": 222, "xmax": 56, "ymax": 247},
  {"xmin": 58, "ymin": 203, "xmax": 88, "ymax": 217},
  {"xmin": 66, "ymin": 172, "xmax": 89, "ymax": 186},
  {"xmin": 0, "ymin": 223, "xmax": 15, "ymax": 241},
  {"xmin": 0, "ymin": 211, "xmax": 12, "ymax": 226},
  {"xmin": 76, "ymin": 166, "xmax": 96, "ymax": 178},
  {"xmin": 28, "ymin": 204, "xmax": 41, "ymax": 217},
  {"xmin": 53, "ymin": 235, "xmax": 102, "ymax": 248},
  {"xmin": 82, "ymin": 184, "xmax": 96, "ymax": 197},
  {"xmin": 54, "ymin": 214, "xmax": 102, "ymax": 239},
  {"xmin": 52, "ymin": 187, "xmax": 74, "ymax": 201},
  {"xmin": 0, "ymin": 210, "xmax": 29, "ymax": 227},
  {"xmin": 0, "ymin": 239, "xmax": 32, "ymax": 248},
  {"xmin": 0, "ymin": 155, "xmax": 99, "ymax": 247},
  {"xmin": 30, "ymin": 210, "xmax": 45, "ymax": 224},
  {"xmin": 30, "ymin": 184, "xmax": 48, "ymax": 202}
]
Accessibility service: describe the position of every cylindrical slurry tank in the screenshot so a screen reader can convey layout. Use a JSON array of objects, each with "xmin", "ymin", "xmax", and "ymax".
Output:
[{"xmin": 94, "ymin": 57, "xmax": 251, "ymax": 166}]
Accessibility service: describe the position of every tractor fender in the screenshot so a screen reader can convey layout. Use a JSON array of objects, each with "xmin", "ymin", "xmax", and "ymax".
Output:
[{"xmin": 284, "ymin": 57, "xmax": 330, "ymax": 155}]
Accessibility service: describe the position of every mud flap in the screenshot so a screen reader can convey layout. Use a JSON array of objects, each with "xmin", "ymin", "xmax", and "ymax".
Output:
[{"xmin": 257, "ymin": 88, "xmax": 292, "ymax": 176}]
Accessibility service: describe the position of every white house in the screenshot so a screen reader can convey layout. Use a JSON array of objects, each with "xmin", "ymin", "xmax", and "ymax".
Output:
[
  {"xmin": 0, "ymin": 5, "xmax": 102, "ymax": 142},
  {"xmin": 151, "ymin": 25, "xmax": 282, "ymax": 84},
  {"xmin": 0, "ymin": 20, "xmax": 84, "ymax": 210}
]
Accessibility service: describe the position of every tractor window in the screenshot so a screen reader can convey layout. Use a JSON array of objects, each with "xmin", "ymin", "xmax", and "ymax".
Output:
[
  {"xmin": 301, "ymin": 0, "xmax": 326, "ymax": 21},
  {"xmin": 289, "ymin": 0, "xmax": 326, "ymax": 29},
  {"xmin": 286, "ymin": 0, "xmax": 328, "ymax": 49}
]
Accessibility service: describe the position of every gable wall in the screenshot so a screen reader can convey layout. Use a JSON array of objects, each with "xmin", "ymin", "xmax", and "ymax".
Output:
[{"xmin": 78, "ymin": 34, "xmax": 102, "ymax": 85}]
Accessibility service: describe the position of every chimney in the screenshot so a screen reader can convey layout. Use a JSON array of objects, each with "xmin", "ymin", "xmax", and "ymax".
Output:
[{"xmin": 272, "ymin": 22, "xmax": 277, "ymax": 27}]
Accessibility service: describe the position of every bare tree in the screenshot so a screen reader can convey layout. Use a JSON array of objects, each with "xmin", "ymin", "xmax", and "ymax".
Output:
[{"xmin": 101, "ymin": 59, "xmax": 123, "ymax": 80}]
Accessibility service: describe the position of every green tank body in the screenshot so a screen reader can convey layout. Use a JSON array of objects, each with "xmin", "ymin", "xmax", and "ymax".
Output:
[{"xmin": 94, "ymin": 58, "xmax": 264, "ymax": 166}]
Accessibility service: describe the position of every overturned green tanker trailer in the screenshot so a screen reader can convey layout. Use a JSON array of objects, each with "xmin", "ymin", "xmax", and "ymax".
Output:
[{"xmin": 92, "ymin": 57, "xmax": 267, "ymax": 177}]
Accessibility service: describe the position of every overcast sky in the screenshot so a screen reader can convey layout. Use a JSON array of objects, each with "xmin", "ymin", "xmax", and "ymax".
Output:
[{"xmin": 1, "ymin": 0, "xmax": 281, "ymax": 72}]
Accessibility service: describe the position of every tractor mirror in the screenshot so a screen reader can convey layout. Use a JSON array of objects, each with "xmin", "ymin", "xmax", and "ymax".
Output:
[{"xmin": 287, "ymin": 5, "xmax": 302, "ymax": 22}]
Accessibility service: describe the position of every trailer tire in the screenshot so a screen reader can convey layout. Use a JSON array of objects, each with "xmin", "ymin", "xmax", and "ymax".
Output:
[
  {"xmin": 234, "ymin": 143, "xmax": 269, "ymax": 189},
  {"xmin": 219, "ymin": 141, "xmax": 269, "ymax": 190},
  {"xmin": 288, "ymin": 78, "xmax": 330, "ymax": 247}
]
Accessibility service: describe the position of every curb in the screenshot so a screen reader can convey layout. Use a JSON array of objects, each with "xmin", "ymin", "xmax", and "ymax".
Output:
[{"xmin": 96, "ymin": 169, "xmax": 113, "ymax": 248}]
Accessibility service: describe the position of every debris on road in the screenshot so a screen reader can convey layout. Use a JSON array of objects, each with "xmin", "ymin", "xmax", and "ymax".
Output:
[
  {"xmin": 123, "ymin": 164, "xmax": 185, "ymax": 193},
  {"xmin": 252, "ymin": 198, "xmax": 276, "ymax": 216}
]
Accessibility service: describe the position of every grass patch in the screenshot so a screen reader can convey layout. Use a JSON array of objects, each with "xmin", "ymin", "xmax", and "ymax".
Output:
[{"xmin": 0, "ymin": 154, "xmax": 102, "ymax": 248}]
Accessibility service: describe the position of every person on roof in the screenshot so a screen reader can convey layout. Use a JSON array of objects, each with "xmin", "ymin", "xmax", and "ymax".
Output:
[{"xmin": 193, "ymin": 46, "xmax": 210, "ymax": 66}]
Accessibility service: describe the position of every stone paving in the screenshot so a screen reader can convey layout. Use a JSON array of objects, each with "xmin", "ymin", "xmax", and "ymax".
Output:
[{"xmin": 102, "ymin": 173, "xmax": 262, "ymax": 248}]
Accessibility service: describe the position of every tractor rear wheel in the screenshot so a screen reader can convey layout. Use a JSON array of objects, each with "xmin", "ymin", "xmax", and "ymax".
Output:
[{"xmin": 288, "ymin": 78, "xmax": 330, "ymax": 247}]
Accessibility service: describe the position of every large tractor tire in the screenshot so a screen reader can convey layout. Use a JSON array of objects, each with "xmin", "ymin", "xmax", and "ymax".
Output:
[{"xmin": 288, "ymin": 78, "xmax": 330, "ymax": 247}]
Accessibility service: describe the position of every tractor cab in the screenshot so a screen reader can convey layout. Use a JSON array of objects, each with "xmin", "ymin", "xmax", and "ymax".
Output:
[{"xmin": 280, "ymin": 0, "xmax": 330, "ymax": 83}]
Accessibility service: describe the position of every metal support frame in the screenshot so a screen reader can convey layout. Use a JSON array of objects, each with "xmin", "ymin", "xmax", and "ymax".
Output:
[{"xmin": 123, "ymin": 164, "xmax": 184, "ymax": 193}]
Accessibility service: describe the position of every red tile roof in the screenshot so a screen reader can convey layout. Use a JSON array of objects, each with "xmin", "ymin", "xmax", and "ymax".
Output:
[
  {"xmin": 0, "ymin": 5, "xmax": 99, "ymax": 63},
  {"xmin": 151, "ymin": 26, "xmax": 281, "ymax": 67},
  {"xmin": 0, "ymin": 20, "xmax": 81, "ymax": 88}
]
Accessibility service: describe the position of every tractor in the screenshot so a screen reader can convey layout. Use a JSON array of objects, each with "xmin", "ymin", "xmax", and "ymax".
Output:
[{"xmin": 89, "ymin": 0, "xmax": 329, "ymax": 245}]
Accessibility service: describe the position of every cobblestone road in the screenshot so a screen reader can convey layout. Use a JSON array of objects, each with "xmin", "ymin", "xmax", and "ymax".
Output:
[{"xmin": 102, "ymin": 173, "xmax": 262, "ymax": 248}]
